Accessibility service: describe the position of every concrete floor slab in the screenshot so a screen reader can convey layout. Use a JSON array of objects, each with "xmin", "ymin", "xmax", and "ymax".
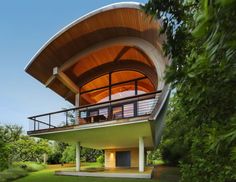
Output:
[{"xmin": 55, "ymin": 167, "xmax": 153, "ymax": 179}]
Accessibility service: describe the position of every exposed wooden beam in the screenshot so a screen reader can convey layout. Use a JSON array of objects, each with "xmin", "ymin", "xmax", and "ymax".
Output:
[
  {"xmin": 45, "ymin": 75, "xmax": 56, "ymax": 87},
  {"xmin": 53, "ymin": 67, "xmax": 79, "ymax": 94},
  {"xmin": 114, "ymin": 46, "xmax": 131, "ymax": 62},
  {"xmin": 76, "ymin": 60, "xmax": 158, "ymax": 88}
]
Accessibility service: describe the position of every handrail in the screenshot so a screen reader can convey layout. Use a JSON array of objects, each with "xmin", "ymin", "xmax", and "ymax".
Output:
[
  {"xmin": 33, "ymin": 118, "xmax": 56, "ymax": 128},
  {"xmin": 28, "ymin": 90, "xmax": 162, "ymax": 119},
  {"xmin": 28, "ymin": 90, "xmax": 161, "ymax": 132}
]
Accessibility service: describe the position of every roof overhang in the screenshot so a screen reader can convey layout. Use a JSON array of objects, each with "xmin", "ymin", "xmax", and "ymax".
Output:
[{"xmin": 25, "ymin": 2, "xmax": 168, "ymax": 104}]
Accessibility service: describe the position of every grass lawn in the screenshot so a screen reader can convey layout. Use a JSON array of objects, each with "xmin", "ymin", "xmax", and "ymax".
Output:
[{"xmin": 15, "ymin": 164, "xmax": 180, "ymax": 182}]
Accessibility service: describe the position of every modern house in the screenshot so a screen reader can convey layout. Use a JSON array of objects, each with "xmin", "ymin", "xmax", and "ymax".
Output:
[{"xmin": 25, "ymin": 2, "xmax": 170, "ymax": 179}]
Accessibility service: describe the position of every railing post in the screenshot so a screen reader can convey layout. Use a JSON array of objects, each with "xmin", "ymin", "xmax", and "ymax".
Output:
[
  {"xmin": 33, "ymin": 118, "xmax": 36, "ymax": 131},
  {"xmin": 49, "ymin": 114, "xmax": 51, "ymax": 128},
  {"xmin": 77, "ymin": 109, "xmax": 80, "ymax": 125},
  {"xmin": 134, "ymin": 80, "xmax": 138, "ymax": 117},
  {"xmin": 121, "ymin": 105, "xmax": 124, "ymax": 118},
  {"xmin": 108, "ymin": 103, "xmax": 112, "ymax": 120},
  {"xmin": 66, "ymin": 111, "xmax": 68, "ymax": 126},
  {"xmin": 134, "ymin": 101, "xmax": 138, "ymax": 117}
]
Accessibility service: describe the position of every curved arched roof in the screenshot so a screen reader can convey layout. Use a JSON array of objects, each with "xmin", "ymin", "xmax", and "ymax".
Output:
[{"xmin": 25, "ymin": 2, "xmax": 167, "ymax": 104}]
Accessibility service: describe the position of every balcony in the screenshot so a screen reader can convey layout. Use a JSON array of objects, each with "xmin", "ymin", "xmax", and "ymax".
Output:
[{"xmin": 28, "ymin": 90, "xmax": 161, "ymax": 135}]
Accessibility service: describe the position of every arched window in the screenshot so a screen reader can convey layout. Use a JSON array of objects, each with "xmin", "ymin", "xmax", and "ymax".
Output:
[{"xmin": 80, "ymin": 70, "xmax": 155, "ymax": 105}]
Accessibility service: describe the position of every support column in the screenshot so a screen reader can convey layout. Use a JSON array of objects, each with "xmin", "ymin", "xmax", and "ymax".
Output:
[
  {"xmin": 76, "ymin": 142, "xmax": 80, "ymax": 171},
  {"xmin": 75, "ymin": 93, "xmax": 80, "ymax": 124},
  {"xmin": 139, "ymin": 136, "xmax": 144, "ymax": 172}
]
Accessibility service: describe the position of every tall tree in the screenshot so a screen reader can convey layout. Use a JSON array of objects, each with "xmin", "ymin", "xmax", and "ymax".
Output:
[
  {"xmin": 0, "ymin": 124, "xmax": 23, "ymax": 170},
  {"xmin": 1, "ymin": 124, "xmax": 22, "ymax": 143},
  {"xmin": 143, "ymin": 0, "xmax": 236, "ymax": 181},
  {"xmin": 0, "ymin": 126, "xmax": 8, "ymax": 170}
]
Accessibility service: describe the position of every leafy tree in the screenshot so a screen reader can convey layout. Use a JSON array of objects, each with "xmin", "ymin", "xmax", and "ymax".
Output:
[
  {"xmin": 0, "ymin": 124, "xmax": 53, "ymax": 170},
  {"xmin": 9, "ymin": 136, "xmax": 51, "ymax": 163},
  {"xmin": 47, "ymin": 142, "xmax": 68, "ymax": 164},
  {"xmin": 1, "ymin": 124, "xmax": 22, "ymax": 143},
  {"xmin": 96, "ymin": 155, "xmax": 104, "ymax": 164},
  {"xmin": 61, "ymin": 145, "xmax": 103, "ymax": 163},
  {"xmin": 143, "ymin": 0, "xmax": 236, "ymax": 181},
  {"xmin": 61, "ymin": 145, "xmax": 76, "ymax": 163},
  {"xmin": 0, "ymin": 124, "xmax": 23, "ymax": 170},
  {"xmin": 0, "ymin": 126, "xmax": 8, "ymax": 170},
  {"xmin": 159, "ymin": 96, "xmax": 190, "ymax": 165},
  {"xmin": 81, "ymin": 147, "xmax": 103, "ymax": 162}
]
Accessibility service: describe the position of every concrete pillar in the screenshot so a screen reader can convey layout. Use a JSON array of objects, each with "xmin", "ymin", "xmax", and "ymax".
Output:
[
  {"xmin": 75, "ymin": 93, "xmax": 80, "ymax": 124},
  {"xmin": 139, "ymin": 137, "xmax": 144, "ymax": 172},
  {"xmin": 76, "ymin": 142, "xmax": 80, "ymax": 171}
]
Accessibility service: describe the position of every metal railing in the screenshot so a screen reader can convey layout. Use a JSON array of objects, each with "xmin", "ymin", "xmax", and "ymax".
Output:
[{"xmin": 28, "ymin": 90, "xmax": 161, "ymax": 132}]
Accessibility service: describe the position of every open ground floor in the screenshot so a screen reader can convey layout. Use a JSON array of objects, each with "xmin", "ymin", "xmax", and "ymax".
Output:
[{"xmin": 74, "ymin": 136, "xmax": 147, "ymax": 176}]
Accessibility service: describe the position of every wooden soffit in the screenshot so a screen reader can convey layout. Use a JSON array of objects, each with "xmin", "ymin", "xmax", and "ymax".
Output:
[{"xmin": 25, "ymin": 2, "xmax": 163, "ymax": 104}]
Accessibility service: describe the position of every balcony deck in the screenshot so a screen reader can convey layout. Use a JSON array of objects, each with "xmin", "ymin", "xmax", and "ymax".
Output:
[{"xmin": 28, "ymin": 91, "xmax": 161, "ymax": 135}]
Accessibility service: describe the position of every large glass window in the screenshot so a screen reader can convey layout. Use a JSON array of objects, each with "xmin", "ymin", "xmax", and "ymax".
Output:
[
  {"xmin": 80, "ymin": 71, "xmax": 155, "ymax": 105},
  {"xmin": 137, "ymin": 78, "xmax": 155, "ymax": 94},
  {"xmin": 81, "ymin": 74, "xmax": 109, "ymax": 92},
  {"xmin": 80, "ymin": 87, "xmax": 109, "ymax": 105},
  {"xmin": 111, "ymin": 82, "xmax": 135, "ymax": 100}
]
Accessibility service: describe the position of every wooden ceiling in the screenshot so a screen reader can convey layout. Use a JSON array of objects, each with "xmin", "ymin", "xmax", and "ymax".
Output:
[
  {"xmin": 66, "ymin": 45, "xmax": 153, "ymax": 79},
  {"xmin": 25, "ymin": 3, "xmax": 162, "ymax": 105}
]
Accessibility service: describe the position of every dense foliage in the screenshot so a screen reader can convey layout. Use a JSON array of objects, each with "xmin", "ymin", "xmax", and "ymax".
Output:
[
  {"xmin": 0, "ymin": 125, "xmax": 23, "ymax": 170},
  {"xmin": 47, "ymin": 142, "xmax": 68, "ymax": 164},
  {"xmin": 10, "ymin": 136, "xmax": 51, "ymax": 162},
  {"xmin": 143, "ymin": 0, "xmax": 236, "ymax": 181},
  {"xmin": 0, "ymin": 125, "xmax": 51, "ymax": 170},
  {"xmin": 147, "ymin": 149, "xmax": 162, "ymax": 165},
  {"xmin": 60, "ymin": 144, "xmax": 103, "ymax": 163}
]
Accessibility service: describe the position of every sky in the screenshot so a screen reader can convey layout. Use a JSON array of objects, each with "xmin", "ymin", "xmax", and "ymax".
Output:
[{"xmin": 0, "ymin": 0, "xmax": 147, "ymax": 132}]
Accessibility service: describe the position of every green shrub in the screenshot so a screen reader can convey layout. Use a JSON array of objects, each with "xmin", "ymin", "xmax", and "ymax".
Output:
[
  {"xmin": 96, "ymin": 155, "xmax": 104, "ymax": 164},
  {"xmin": 61, "ymin": 145, "xmax": 76, "ymax": 163},
  {"xmin": 0, "ymin": 167, "xmax": 28, "ymax": 182},
  {"xmin": 13, "ymin": 161, "xmax": 46, "ymax": 172},
  {"xmin": 47, "ymin": 151, "xmax": 62, "ymax": 164},
  {"xmin": 147, "ymin": 149, "xmax": 162, "ymax": 165}
]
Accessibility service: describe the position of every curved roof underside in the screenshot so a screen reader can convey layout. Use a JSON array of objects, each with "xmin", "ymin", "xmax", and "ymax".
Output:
[{"xmin": 25, "ymin": 2, "xmax": 165, "ymax": 104}]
